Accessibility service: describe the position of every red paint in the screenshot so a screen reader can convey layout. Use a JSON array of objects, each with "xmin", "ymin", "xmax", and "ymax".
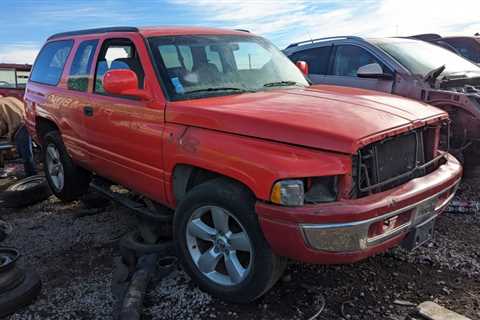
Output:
[
  {"xmin": 257, "ymin": 154, "xmax": 462, "ymax": 263},
  {"xmin": 24, "ymin": 27, "xmax": 462, "ymax": 266}
]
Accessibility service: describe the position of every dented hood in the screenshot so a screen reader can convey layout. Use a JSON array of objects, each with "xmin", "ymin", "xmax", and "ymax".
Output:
[{"xmin": 166, "ymin": 84, "xmax": 447, "ymax": 154}]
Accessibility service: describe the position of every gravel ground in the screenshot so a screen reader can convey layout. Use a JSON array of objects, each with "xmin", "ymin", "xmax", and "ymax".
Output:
[{"xmin": 1, "ymin": 166, "xmax": 479, "ymax": 320}]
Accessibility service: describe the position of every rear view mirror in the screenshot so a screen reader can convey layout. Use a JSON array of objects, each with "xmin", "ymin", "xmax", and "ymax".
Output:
[
  {"xmin": 103, "ymin": 69, "xmax": 151, "ymax": 100},
  {"xmin": 295, "ymin": 61, "xmax": 309, "ymax": 76},
  {"xmin": 357, "ymin": 63, "xmax": 393, "ymax": 80}
]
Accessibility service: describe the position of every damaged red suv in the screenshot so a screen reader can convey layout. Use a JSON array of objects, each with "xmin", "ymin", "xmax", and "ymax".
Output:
[{"xmin": 25, "ymin": 27, "xmax": 462, "ymax": 303}]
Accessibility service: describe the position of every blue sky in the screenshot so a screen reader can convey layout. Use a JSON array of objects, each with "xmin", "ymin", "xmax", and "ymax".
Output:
[{"xmin": 1, "ymin": 0, "xmax": 479, "ymax": 63}]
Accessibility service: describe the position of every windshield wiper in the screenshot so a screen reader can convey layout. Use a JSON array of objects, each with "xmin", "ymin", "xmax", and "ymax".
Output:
[
  {"xmin": 184, "ymin": 87, "xmax": 254, "ymax": 94},
  {"xmin": 263, "ymin": 81, "xmax": 305, "ymax": 88},
  {"xmin": 424, "ymin": 65, "xmax": 446, "ymax": 86}
]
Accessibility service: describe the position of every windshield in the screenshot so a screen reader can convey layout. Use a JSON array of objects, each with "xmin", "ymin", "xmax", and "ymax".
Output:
[
  {"xmin": 374, "ymin": 39, "xmax": 480, "ymax": 77},
  {"xmin": 443, "ymin": 38, "xmax": 480, "ymax": 63},
  {"xmin": 148, "ymin": 35, "xmax": 308, "ymax": 100}
]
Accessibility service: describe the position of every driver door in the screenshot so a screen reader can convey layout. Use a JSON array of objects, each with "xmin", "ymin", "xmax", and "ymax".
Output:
[{"xmin": 83, "ymin": 36, "xmax": 166, "ymax": 201}]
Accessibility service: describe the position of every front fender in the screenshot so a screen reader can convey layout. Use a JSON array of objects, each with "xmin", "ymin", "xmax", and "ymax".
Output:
[{"xmin": 163, "ymin": 124, "xmax": 351, "ymax": 206}]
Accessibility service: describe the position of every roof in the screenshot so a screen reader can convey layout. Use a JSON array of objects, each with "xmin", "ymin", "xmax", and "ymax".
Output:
[
  {"xmin": 0, "ymin": 63, "xmax": 32, "ymax": 71},
  {"xmin": 47, "ymin": 26, "xmax": 252, "ymax": 41}
]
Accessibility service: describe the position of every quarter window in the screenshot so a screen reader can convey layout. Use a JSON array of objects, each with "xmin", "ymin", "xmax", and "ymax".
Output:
[
  {"xmin": 68, "ymin": 40, "xmax": 98, "ymax": 92},
  {"xmin": 289, "ymin": 46, "xmax": 331, "ymax": 75},
  {"xmin": 332, "ymin": 45, "xmax": 381, "ymax": 77},
  {"xmin": 30, "ymin": 40, "xmax": 73, "ymax": 85}
]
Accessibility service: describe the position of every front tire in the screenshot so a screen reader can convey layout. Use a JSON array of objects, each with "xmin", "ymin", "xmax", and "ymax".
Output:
[
  {"xmin": 174, "ymin": 178, "xmax": 286, "ymax": 303},
  {"xmin": 43, "ymin": 131, "xmax": 91, "ymax": 202}
]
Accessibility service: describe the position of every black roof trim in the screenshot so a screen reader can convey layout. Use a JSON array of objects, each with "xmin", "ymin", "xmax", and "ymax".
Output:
[{"xmin": 47, "ymin": 27, "xmax": 139, "ymax": 40}]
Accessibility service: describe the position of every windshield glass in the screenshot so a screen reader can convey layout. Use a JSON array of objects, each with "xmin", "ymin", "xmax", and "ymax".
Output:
[
  {"xmin": 374, "ymin": 39, "xmax": 480, "ymax": 76},
  {"xmin": 443, "ymin": 38, "xmax": 480, "ymax": 63},
  {"xmin": 148, "ymin": 35, "xmax": 308, "ymax": 100}
]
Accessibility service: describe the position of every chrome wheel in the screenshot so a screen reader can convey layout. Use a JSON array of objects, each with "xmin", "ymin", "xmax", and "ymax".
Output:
[
  {"xmin": 186, "ymin": 205, "xmax": 253, "ymax": 286},
  {"xmin": 46, "ymin": 144, "xmax": 64, "ymax": 191}
]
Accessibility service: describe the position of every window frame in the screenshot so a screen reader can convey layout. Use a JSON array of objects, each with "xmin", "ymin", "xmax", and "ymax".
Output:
[
  {"xmin": 30, "ymin": 39, "xmax": 74, "ymax": 87},
  {"xmin": 93, "ymin": 37, "xmax": 145, "ymax": 99}
]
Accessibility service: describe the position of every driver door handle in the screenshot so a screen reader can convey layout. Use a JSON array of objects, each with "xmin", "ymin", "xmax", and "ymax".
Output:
[{"xmin": 84, "ymin": 106, "xmax": 93, "ymax": 117}]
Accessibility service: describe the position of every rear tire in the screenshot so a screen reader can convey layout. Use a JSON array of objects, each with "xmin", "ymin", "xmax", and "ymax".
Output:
[
  {"xmin": 43, "ymin": 131, "xmax": 91, "ymax": 202},
  {"xmin": 174, "ymin": 178, "xmax": 286, "ymax": 303}
]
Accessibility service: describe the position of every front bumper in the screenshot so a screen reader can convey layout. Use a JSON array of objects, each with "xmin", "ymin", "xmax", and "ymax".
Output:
[{"xmin": 256, "ymin": 154, "xmax": 462, "ymax": 264}]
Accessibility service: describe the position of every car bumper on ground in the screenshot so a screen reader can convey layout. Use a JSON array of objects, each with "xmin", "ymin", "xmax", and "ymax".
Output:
[{"xmin": 256, "ymin": 154, "xmax": 462, "ymax": 264}]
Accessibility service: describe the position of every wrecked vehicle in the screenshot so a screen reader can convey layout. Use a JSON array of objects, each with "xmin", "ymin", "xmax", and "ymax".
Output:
[
  {"xmin": 410, "ymin": 34, "xmax": 480, "ymax": 65},
  {"xmin": 25, "ymin": 27, "xmax": 462, "ymax": 303},
  {"xmin": 0, "ymin": 64, "xmax": 31, "ymax": 100},
  {"xmin": 284, "ymin": 37, "xmax": 480, "ymax": 160}
]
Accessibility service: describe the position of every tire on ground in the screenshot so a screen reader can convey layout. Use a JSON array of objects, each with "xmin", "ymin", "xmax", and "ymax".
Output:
[
  {"xmin": 43, "ymin": 131, "xmax": 91, "ymax": 202},
  {"xmin": 0, "ymin": 269, "xmax": 41, "ymax": 318},
  {"xmin": 1, "ymin": 175, "xmax": 52, "ymax": 208},
  {"xmin": 118, "ymin": 230, "xmax": 175, "ymax": 267},
  {"xmin": 174, "ymin": 178, "xmax": 287, "ymax": 303}
]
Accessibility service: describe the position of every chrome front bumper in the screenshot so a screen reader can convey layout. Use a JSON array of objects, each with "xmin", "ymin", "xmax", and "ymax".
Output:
[{"xmin": 301, "ymin": 179, "xmax": 460, "ymax": 252}]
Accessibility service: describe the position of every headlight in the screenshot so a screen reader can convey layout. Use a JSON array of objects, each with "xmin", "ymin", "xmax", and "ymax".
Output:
[
  {"xmin": 270, "ymin": 177, "xmax": 339, "ymax": 207},
  {"xmin": 270, "ymin": 180, "xmax": 304, "ymax": 207},
  {"xmin": 304, "ymin": 176, "xmax": 338, "ymax": 204}
]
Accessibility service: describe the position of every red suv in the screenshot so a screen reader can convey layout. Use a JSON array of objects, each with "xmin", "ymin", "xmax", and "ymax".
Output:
[{"xmin": 25, "ymin": 27, "xmax": 462, "ymax": 303}]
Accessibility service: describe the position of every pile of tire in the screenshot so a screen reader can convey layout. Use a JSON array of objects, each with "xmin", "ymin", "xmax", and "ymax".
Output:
[{"xmin": 0, "ymin": 247, "xmax": 41, "ymax": 318}]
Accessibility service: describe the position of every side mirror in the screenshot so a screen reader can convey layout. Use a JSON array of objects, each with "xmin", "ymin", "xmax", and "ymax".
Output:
[
  {"xmin": 295, "ymin": 61, "xmax": 309, "ymax": 76},
  {"xmin": 103, "ymin": 69, "xmax": 151, "ymax": 100},
  {"xmin": 357, "ymin": 63, "xmax": 393, "ymax": 80}
]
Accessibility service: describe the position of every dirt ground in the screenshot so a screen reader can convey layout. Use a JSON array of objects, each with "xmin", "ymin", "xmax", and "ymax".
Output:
[{"xmin": 0, "ymin": 163, "xmax": 479, "ymax": 320}]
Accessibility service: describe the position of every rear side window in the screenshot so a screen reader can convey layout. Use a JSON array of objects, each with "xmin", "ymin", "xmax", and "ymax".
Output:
[
  {"xmin": 289, "ymin": 46, "xmax": 331, "ymax": 75},
  {"xmin": 30, "ymin": 40, "xmax": 73, "ymax": 86},
  {"xmin": 68, "ymin": 40, "xmax": 98, "ymax": 92}
]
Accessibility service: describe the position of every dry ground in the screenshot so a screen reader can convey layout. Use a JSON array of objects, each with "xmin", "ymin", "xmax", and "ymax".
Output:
[{"xmin": 0, "ymin": 166, "xmax": 479, "ymax": 320}]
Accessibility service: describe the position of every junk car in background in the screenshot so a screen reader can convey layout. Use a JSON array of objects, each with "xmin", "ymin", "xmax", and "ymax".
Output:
[
  {"xmin": 284, "ymin": 36, "xmax": 480, "ymax": 161},
  {"xmin": 410, "ymin": 34, "xmax": 480, "ymax": 65},
  {"xmin": 0, "ymin": 64, "xmax": 31, "ymax": 100}
]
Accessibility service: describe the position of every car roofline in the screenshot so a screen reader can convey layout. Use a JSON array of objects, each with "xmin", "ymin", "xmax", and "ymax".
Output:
[
  {"xmin": 286, "ymin": 36, "xmax": 364, "ymax": 49},
  {"xmin": 47, "ymin": 27, "xmax": 140, "ymax": 40}
]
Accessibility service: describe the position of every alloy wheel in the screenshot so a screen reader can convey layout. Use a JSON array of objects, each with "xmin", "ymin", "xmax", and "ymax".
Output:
[{"xmin": 186, "ymin": 205, "xmax": 253, "ymax": 286}]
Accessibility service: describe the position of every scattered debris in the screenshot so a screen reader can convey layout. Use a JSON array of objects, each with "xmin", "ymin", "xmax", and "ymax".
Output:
[
  {"xmin": 445, "ymin": 200, "xmax": 480, "ymax": 214},
  {"xmin": 306, "ymin": 293, "xmax": 326, "ymax": 320},
  {"xmin": 394, "ymin": 299, "xmax": 417, "ymax": 307},
  {"xmin": 114, "ymin": 227, "xmax": 177, "ymax": 320},
  {"xmin": 417, "ymin": 301, "xmax": 471, "ymax": 320}
]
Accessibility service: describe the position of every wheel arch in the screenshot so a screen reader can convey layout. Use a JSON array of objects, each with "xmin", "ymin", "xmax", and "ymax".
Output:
[
  {"xmin": 35, "ymin": 116, "xmax": 59, "ymax": 145},
  {"xmin": 171, "ymin": 164, "xmax": 256, "ymax": 205}
]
